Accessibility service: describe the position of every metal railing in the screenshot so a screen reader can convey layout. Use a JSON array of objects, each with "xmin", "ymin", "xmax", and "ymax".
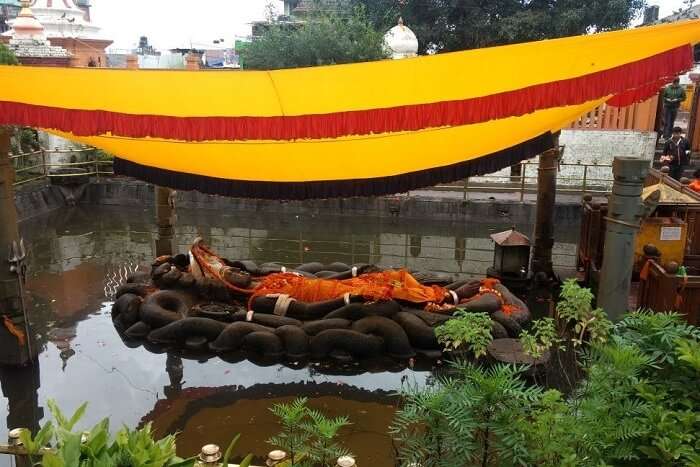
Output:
[
  {"xmin": 419, "ymin": 160, "xmax": 615, "ymax": 201},
  {"xmin": 9, "ymin": 147, "xmax": 114, "ymax": 186},
  {"xmin": 9, "ymin": 149, "xmax": 614, "ymax": 201}
]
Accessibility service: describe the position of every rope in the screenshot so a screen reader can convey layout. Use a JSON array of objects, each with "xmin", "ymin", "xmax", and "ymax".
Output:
[
  {"xmin": 266, "ymin": 294, "xmax": 296, "ymax": 317},
  {"xmin": 448, "ymin": 290, "xmax": 458, "ymax": 305}
]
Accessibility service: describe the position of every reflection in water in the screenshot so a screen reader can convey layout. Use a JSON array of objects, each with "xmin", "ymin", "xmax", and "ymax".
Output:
[
  {"xmin": 0, "ymin": 356, "xmax": 42, "ymax": 436},
  {"xmin": 165, "ymin": 353, "xmax": 184, "ymax": 398},
  {"xmin": 0, "ymin": 205, "xmax": 580, "ymax": 466},
  {"xmin": 142, "ymin": 382, "xmax": 398, "ymax": 465}
]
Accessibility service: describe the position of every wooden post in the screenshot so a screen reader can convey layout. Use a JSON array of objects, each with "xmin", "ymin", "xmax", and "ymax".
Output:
[
  {"xmin": 126, "ymin": 54, "xmax": 138, "ymax": 70},
  {"xmin": 688, "ymin": 80, "xmax": 700, "ymax": 151},
  {"xmin": 186, "ymin": 53, "xmax": 201, "ymax": 71},
  {"xmin": 125, "ymin": 56, "xmax": 178, "ymax": 258},
  {"xmin": 531, "ymin": 138, "xmax": 559, "ymax": 277},
  {"xmin": 0, "ymin": 127, "xmax": 33, "ymax": 366}
]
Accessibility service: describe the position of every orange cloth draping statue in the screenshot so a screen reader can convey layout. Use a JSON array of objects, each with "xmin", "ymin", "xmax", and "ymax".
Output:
[{"xmin": 190, "ymin": 239, "xmax": 449, "ymax": 306}]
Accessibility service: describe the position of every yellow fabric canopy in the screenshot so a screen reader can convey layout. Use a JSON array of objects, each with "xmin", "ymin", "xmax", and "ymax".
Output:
[{"xmin": 0, "ymin": 20, "xmax": 699, "ymax": 199}]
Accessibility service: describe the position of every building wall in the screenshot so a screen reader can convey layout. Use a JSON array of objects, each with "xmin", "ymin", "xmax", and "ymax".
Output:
[
  {"xmin": 13, "ymin": 55, "xmax": 71, "ymax": 66},
  {"xmin": 49, "ymin": 37, "xmax": 112, "ymax": 67}
]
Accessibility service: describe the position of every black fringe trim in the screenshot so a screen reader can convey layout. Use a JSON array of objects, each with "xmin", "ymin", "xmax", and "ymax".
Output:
[{"xmin": 113, "ymin": 132, "xmax": 555, "ymax": 200}]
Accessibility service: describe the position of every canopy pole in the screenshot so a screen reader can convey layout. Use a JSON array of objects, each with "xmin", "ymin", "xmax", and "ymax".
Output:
[{"xmin": 531, "ymin": 135, "xmax": 559, "ymax": 277}]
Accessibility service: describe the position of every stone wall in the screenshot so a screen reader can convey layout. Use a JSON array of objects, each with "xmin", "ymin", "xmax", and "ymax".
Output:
[
  {"xmin": 80, "ymin": 178, "xmax": 584, "ymax": 224},
  {"xmin": 15, "ymin": 181, "xmax": 66, "ymax": 222},
  {"xmin": 472, "ymin": 129, "xmax": 657, "ymax": 189}
]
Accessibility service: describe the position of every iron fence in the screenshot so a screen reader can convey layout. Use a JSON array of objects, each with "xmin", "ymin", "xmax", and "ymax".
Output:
[
  {"xmin": 10, "ymin": 147, "xmax": 114, "ymax": 186},
  {"xmin": 9, "ymin": 149, "xmax": 615, "ymax": 201},
  {"xmin": 421, "ymin": 160, "xmax": 616, "ymax": 201}
]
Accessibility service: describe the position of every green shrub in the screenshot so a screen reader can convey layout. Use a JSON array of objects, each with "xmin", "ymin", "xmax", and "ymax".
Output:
[
  {"xmin": 556, "ymin": 279, "xmax": 612, "ymax": 347},
  {"xmin": 519, "ymin": 317, "xmax": 561, "ymax": 359},
  {"xmin": 393, "ymin": 309, "xmax": 700, "ymax": 466},
  {"xmin": 0, "ymin": 43, "xmax": 18, "ymax": 65},
  {"xmin": 268, "ymin": 397, "xmax": 352, "ymax": 467},
  {"xmin": 434, "ymin": 311, "xmax": 492, "ymax": 357},
  {"xmin": 391, "ymin": 361, "xmax": 542, "ymax": 467}
]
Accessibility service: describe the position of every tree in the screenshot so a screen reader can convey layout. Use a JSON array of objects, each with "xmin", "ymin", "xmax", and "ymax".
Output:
[
  {"xmin": 241, "ymin": 6, "xmax": 387, "ymax": 70},
  {"xmin": 353, "ymin": 0, "xmax": 647, "ymax": 54},
  {"xmin": 0, "ymin": 42, "xmax": 18, "ymax": 65}
]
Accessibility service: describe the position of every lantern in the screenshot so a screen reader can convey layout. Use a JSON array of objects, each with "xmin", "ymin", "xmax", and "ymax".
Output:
[{"xmin": 490, "ymin": 229, "xmax": 531, "ymax": 277}]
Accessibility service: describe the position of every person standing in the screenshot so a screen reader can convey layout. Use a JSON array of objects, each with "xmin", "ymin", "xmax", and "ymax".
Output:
[
  {"xmin": 662, "ymin": 77, "xmax": 687, "ymax": 141},
  {"xmin": 661, "ymin": 127, "xmax": 691, "ymax": 180}
]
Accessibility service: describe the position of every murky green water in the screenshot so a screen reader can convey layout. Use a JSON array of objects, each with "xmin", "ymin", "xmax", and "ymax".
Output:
[{"xmin": 0, "ymin": 205, "xmax": 579, "ymax": 466}]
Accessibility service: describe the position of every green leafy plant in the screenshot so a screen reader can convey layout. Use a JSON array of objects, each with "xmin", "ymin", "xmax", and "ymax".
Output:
[
  {"xmin": 221, "ymin": 434, "xmax": 254, "ymax": 467},
  {"xmin": 0, "ymin": 43, "xmax": 19, "ymax": 65},
  {"xmin": 520, "ymin": 317, "xmax": 562, "ymax": 359},
  {"xmin": 615, "ymin": 310, "xmax": 700, "ymax": 365},
  {"xmin": 677, "ymin": 338, "xmax": 700, "ymax": 372},
  {"xmin": 18, "ymin": 399, "xmax": 252, "ymax": 467},
  {"xmin": 268, "ymin": 397, "xmax": 351, "ymax": 467},
  {"xmin": 434, "ymin": 311, "xmax": 492, "ymax": 357},
  {"xmin": 557, "ymin": 279, "xmax": 612, "ymax": 347},
  {"xmin": 268, "ymin": 397, "xmax": 312, "ymax": 466}
]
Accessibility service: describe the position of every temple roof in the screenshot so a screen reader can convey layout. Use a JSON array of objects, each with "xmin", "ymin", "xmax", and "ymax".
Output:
[
  {"xmin": 642, "ymin": 183, "xmax": 700, "ymax": 205},
  {"xmin": 490, "ymin": 229, "xmax": 530, "ymax": 246}
]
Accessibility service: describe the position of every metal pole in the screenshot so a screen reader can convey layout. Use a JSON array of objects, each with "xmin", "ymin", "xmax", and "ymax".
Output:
[
  {"xmin": 41, "ymin": 149, "xmax": 47, "ymax": 180},
  {"xmin": 531, "ymin": 138, "xmax": 560, "ymax": 277},
  {"xmin": 519, "ymin": 163, "xmax": 526, "ymax": 202},
  {"xmin": 597, "ymin": 157, "xmax": 652, "ymax": 321},
  {"xmin": 582, "ymin": 165, "xmax": 588, "ymax": 194}
]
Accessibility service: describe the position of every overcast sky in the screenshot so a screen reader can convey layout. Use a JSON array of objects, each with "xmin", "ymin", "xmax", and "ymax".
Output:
[
  {"xmin": 92, "ymin": 1, "xmax": 283, "ymax": 51},
  {"xmin": 649, "ymin": 0, "xmax": 690, "ymax": 18},
  {"xmin": 92, "ymin": 0, "xmax": 688, "ymax": 51}
]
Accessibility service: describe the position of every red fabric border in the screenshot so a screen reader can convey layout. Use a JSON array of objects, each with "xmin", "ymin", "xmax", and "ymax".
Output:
[
  {"xmin": 606, "ymin": 78, "xmax": 667, "ymax": 107},
  {"xmin": 0, "ymin": 45, "xmax": 692, "ymax": 141}
]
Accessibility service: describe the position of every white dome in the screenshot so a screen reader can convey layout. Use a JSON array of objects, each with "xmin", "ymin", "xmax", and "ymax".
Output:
[{"xmin": 383, "ymin": 19, "xmax": 418, "ymax": 59}]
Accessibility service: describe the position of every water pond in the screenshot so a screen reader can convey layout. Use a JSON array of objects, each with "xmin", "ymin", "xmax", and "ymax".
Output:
[{"xmin": 0, "ymin": 205, "xmax": 580, "ymax": 466}]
